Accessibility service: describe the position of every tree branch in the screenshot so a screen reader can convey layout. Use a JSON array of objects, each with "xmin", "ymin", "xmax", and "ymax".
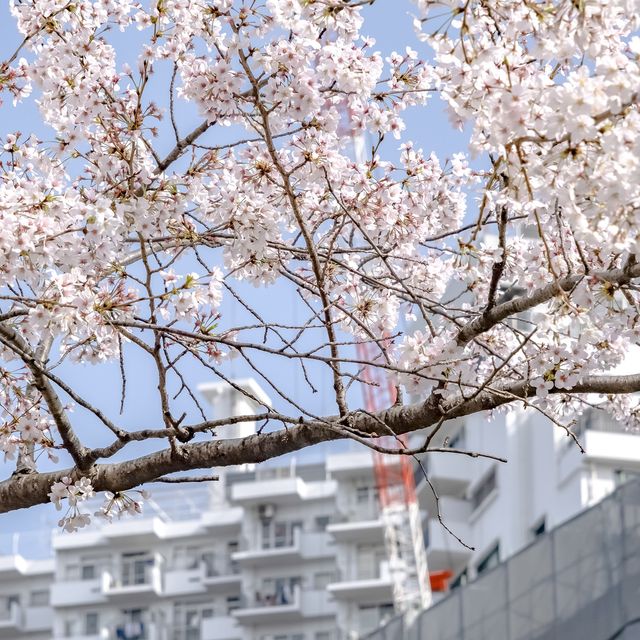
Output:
[{"xmin": 2, "ymin": 372, "xmax": 639, "ymax": 513}]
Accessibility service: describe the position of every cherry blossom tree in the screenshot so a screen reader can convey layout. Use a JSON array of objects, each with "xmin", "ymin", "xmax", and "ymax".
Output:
[{"xmin": 1, "ymin": 0, "xmax": 640, "ymax": 529}]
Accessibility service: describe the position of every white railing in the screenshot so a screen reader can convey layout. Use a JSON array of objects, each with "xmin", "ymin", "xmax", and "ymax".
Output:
[
  {"xmin": 248, "ymin": 584, "xmax": 301, "ymax": 609},
  {"xmin": 0, "ymin": 601, "xmax": 21, "ymax": 627},
  {"xmin": 102, "ymin": 554, "xmax": 164, "ymax": 594}
]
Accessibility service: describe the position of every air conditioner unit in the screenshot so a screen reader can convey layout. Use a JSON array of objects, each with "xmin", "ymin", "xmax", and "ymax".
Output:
[{"xmin": 258, "ymin": 504, "xmax": 276, "ymax": 521}]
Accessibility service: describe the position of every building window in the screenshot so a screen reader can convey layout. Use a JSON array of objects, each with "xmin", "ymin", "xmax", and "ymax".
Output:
[
  {"xmin": 354, "ymin": 484, "xmax": 380, "ymax": 519},
  {"xmin": 64, "ymin": 619, "xmax": 77, "ymax": 637},
  {"xmin": 173, "ymin": 545, "xmax": 202, "ymax": 571},
  {"xmin": 615, "ymin": 469, "xmax": 640, "ymax": 487},
  {"xmin": 356, "ymin": 544, "xmax": 386, "ymax": 580},
  {"xmin": 450, "ymin": 569, "xmax": 468, "ymax": 590},
  {"xmin": 356, "ymin": 485, "xmax": 379, "ymax": 503},
  {"xmin": 84, "ymin": 612, "xmax": 99, "ymax": 635},
  {"xmin": 261, "ymin": 520, "xmax": 302, "ymax": 549},
  {"xmin": 121, "ymin": 552, "xmax": 153, "ymax": 586},
  {"xmin": 1, "ymin": 595, "xmax": 19, "ymax": 616},
  {"xmin": 200, "ymin": 551, "xmax": 216, "ymax": 576},
  {"xmin": 476, "ymin": 543, "xmax": 500, "ymax": 576},
  {"xmin": 226, "ymin": 596, "xmax": 241, "ymax": 614},
  {"xmin": 81, "ymin": 564, "xmax": 96, "ymax": 580},
  {"xmin": 65, "ymin": 555, "xmax": 107, "ymax": 581},
  {"xmin": 227, "ymin": 541, "xmax": 239, "ymax": 573},
  {"xmin": 314, "ymin": 515, "xmax": 330, "ymax": 531},
  {"xmin": 470, "ymin": 467, "xmax": 497, "ymax": 511},
  {"xmin": 29, "ymin": 590, "xmax": 49, "ymax": 607},
  {"xmin": 358, "ymin": 603, "xmax": 395, "ymax": 634},
  {"xmin": 174, "ymin": 602, "xmax": 214, "ymax": 640},
  {"xmin": 532, "ymin": 518, "xmax": 546, "ymax": 539}
]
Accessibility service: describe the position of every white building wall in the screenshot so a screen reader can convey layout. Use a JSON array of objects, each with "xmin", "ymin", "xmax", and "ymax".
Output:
[{"xmin": 413, "ymin": 403, "xmax": 640, "ymax": 590}]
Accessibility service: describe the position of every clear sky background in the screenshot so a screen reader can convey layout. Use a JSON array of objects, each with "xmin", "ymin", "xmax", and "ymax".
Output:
[{"xmin": 0, "ymin": 1, "xmax": 471, "ymax": 540}]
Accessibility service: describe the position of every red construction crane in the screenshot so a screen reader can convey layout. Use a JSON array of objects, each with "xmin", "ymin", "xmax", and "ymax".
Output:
[{"xmin": 356, "ymin": 338, "xmax": 433, "ymax": 617}]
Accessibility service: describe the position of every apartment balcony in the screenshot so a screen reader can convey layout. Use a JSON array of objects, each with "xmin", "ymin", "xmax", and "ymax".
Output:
[
  {"xmin": 415, "ymin": 453, "xmax": 474, "ymax": 505},
  {"xmin": 201, "ymin": 616, "xmax": 242, "ymax": 640},
  {"xmin": 300, "ymin": 588, "xmax": 334, "ymax": 617},
  {"xmin": 202, "ymin": 562, "xmax": 242, "ymax": 592},
  {"xmin": 0, "ymin": 603, "xmax": 51, "ymax": 636},
  {"xmin": 164, "ymin": 561, "xmax": 242, "ymax": 595},
  {"xmin": 102, "ymin": 556, "xmax": 164, "ymax": 602},
  {"xmin": 327, "ymin": 507, "xmax": 384, "ymax": 544},
  {"xmin": 233, "ymin": 585, "xmax": 303, "ymax": 623},
  {"xmin": 231, "ymin": 474, "xmax": 335, "ymax": 505},
  {"xmin": 327, "ymin": 563, "xmax": 394, "ymax": 604},
  {"xmin": 109, "ymin": 622, "xmax": 161, "ymax": 640},
  {"xmin": 232, "ymin": 530, "xmax": 333, "ymax": 567},
  {"xmin": 326, "ymin": 451, "xmax": 375, "ymax": 479},
  {"xmin": 423, "ymin": 497, "xmax": 473, "ymax": 574},
  {"xmin": 51, "ymin": 578, "xmax": 107, "ymax": 607},
  {"xmin": 0, "ymin": 554, "xmax": 28, "ymax": 576},
  {"xmin": 200, "ymin": 507, "xmax": 243, "ymax": 534},
  {"xmin": 52, "ymin": 529, "xmax": 107, "ymax": 551},
  {"xmin": 164, "ymin": 564, "xmax": 207, "ymax": 596},
  {"xmin": 56, "ymin": 621, "xmax": 162, "ymax": 640},
  {"xmin": 558, "ymin": 416, "xmax": 640, "ymax": 486},
  {"xmin": 0, "ymin": 553, "xmax": 54, "ymax": 578},
  {"xmin": 21, "ymin": 605, "xmax": 53, "ymax": 632},
  {"xmin": 232, "ymin": 587, "xmax": 332, "ymax": 624},
  {"xmin": 0, "ymin": 602, "xmax": 22, "ymax": 637}
]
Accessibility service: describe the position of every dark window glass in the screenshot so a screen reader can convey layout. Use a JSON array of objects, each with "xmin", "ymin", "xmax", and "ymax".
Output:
[
  {"xmin": 471, "ymin": 467, "xmax": 497, "ymax": 511},
  {"xmin": 476, "ymin": 543, "xmax": 500, "ymax": 576}
]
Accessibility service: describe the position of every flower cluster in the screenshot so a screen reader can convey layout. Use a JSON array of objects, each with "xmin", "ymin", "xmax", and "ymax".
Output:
[
  {"xmin": 48, "ymin": 477, "xmax": 95, "ymax": 533},
  {"xmin": 1, "ymin": 0, "xmax": 640, "ymax": 524},
  {"xmin": 49, "ymin": 477, "xmax": 150, "ymax": 532},
  {"xmin": 94, "ymin": 489, "xmax": 151, "ymax": 523}
]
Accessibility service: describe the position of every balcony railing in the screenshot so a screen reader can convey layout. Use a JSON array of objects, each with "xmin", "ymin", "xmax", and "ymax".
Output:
[
  {"xmin": 260, "ymin": 529, "xmax": 298, "ymax": 550},
  {"xmin": 102, "ymin": 555, "xmax": 164, "ymax": 595},
  {"xmin": 0, "ymin": 602, "xmax": 20, "ymax": 627},
  {"xmin": 113, "ymin": 621, "xmax": 147, "ymax": 640},
  {"xmin": 337, "ymin": 501, "xmax": 380, "ymax": 522},
  {"xmin": 562, "ymin": 407, "xmax": 629, "ymax": 452},
  {"xmin": 203, "ymin": 560, "xmax": 239, "ymax": 577},
  {"xmin": 335, "ymin": 560, "xmax": 390, "ymax": 584},
  {"xmin": 251, "ymin": 584, "xmax": 300, "ymax": 608}
]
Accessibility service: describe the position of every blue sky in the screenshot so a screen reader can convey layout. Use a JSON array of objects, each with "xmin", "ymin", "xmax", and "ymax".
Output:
[{"xmin": 0, "ymin": 1, "xmax": 470, "ymax": 535}]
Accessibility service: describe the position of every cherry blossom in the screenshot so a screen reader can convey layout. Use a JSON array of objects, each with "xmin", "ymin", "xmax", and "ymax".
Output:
[{"xmin": 0, "ymin": 0, "xmax": 639, "ymax": 521}]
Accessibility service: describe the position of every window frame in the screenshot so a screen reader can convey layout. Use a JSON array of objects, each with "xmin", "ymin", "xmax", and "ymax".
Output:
[
  {"xmin": 476, "ymin": 542, "xmax": 500, "ymax": 576},
  {"xmin": 470, "ymin": 466, "xmax": 498, "ymax": 512}
]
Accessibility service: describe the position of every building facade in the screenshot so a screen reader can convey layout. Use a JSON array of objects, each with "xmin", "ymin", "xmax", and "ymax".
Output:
[
  {"xmin": 1, "ymin": 380, "xmax": 640, "ymax": 640},
  {"xmin": 364, "ymin": 477, "xmax": 640, "ymax": 640},
  {"xmin": 0, "ymin": 449, "xmax": 402, "ymax": 640},
  {"xmin": 410, "ymin": 404, "xmax": 640, "ymax": 589}
]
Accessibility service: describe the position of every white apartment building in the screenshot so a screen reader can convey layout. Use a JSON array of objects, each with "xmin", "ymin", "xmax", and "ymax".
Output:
[
  {"xmin": 0, "ymin": 449, "xmax": 400, "ymax": 640},
  {"xmin": 411, "ymin": 404, "xmax": 640, "ymax": 590},
  {"xmin": 2, "ymin": 380, "xmax": 640, "ymax": 640}
]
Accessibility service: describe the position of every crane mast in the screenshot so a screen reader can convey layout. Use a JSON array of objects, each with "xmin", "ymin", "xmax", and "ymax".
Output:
[
  {"xmin": 356, "ymin": 339, "xmax": 432, "ymax": 619},
  {"xmin": 344, "ymin": 101, "xmax": 432, "ymax": 620}
]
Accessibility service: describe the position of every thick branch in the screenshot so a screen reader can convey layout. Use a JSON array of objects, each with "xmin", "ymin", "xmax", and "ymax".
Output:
[
  {"xmin": 457, "ymin": 263, "xmax": 640, "ymax": 346},
  {"xmin": 2, "ymin": 372, "xmax": 639, "ymax": 513},
  {"xmin": 0, "ymin": 326, "xmax": 90, "ymax": 470}
]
